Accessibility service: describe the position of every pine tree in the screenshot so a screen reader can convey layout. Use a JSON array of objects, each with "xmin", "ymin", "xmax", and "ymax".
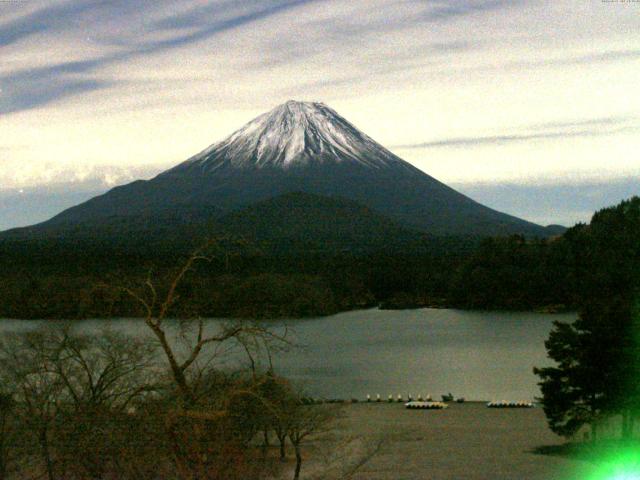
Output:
[{"xmin": 535, "ymin": 197, "xmax": 640, "ymax": 440}]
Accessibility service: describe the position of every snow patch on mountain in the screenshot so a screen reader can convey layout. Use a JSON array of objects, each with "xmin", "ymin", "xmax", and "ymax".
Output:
[{"xmin": 180, "ymin": 100, "xmax": 411, "ymax": 172}]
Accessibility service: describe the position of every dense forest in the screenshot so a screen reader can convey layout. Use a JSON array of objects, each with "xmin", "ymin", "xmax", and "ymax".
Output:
[{"xmin": 0, "ymin": 197, "xmax": 637, "ymax": 320}]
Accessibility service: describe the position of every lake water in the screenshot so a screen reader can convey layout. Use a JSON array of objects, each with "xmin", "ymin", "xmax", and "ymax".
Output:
[{"xmin": 0, "ymin": 308, "xmax": 574, "ymax": 402}]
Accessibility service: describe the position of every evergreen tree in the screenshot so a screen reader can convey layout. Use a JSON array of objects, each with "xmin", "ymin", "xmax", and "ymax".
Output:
[{"xmin": 535, "ymin": 197, "xmax": 640, "ymax": 439}]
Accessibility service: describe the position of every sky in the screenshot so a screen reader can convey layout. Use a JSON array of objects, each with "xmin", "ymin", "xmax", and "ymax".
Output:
[{"xmin": 1, "ymin": 0, "xmax": 639, "ymax": 230}]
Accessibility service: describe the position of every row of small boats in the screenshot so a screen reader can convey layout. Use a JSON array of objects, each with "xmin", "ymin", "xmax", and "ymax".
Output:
[
  {"xmin": 405, "ymin": 401, "xmax": 449, "ymax": 409},
  {"xmin": 404, "ymin": 400, "xmax": 535, "ymax": 410},
  {"xmin": 366, "ymin": 394, "xmax": 464, "ymax": 403},
  {"xmin": 486, "ymin": 401, "xmax": 534, "ymax": 408},
  {"xmin": 301, "ymin": 396, "xmax": 535, "ymax": 408}
]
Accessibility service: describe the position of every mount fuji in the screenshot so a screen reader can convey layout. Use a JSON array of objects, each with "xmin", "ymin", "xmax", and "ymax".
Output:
[{"xmin": 12, "ymin": 101, "xmax": 557, "ymax": 239}]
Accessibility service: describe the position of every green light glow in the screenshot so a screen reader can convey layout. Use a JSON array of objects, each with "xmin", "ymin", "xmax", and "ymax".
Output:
[{"xmin": 584, "ymin": 445, "xmax": 640, "ymax": 480}]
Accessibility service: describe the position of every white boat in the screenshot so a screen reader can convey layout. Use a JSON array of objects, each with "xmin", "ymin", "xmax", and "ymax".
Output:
[
  {"xmin": 405, "ymin": 401, "xmax": 448, "ymax": 410},
  {"xmin": 486, "ymin": 401, "xmax": 534, "ymax": 408}
]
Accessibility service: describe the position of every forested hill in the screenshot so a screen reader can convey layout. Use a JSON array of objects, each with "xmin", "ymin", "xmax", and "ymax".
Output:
[
  {"xmin": 0, "ymin": 197, "xmax": 637, "ymax": 320},
  {"xmin": 0, "ymin": 191, "xmax": 450, "ymax": 259}
]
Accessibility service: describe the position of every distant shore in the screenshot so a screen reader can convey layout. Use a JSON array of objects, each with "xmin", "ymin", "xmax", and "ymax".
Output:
[
  {"xmin": 379, "ymin": 298, "xmax": 572, "ymax": 315},
  {"xmin": 1, "ymin": 303, "xmax": 576, "ymax": 321}
]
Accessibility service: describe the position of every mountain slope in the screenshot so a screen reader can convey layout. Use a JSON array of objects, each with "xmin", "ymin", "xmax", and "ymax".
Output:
[
  {"xmin": 219, "ymin": 191, "xmax": 427, "ymax": 254},
  {"xmin": 1, "ymin": 192, "xmax": 429, "ymax": 256},
  {"xmin": 22, "ymin": 100, "xmax": 551, "ymax": 237}
]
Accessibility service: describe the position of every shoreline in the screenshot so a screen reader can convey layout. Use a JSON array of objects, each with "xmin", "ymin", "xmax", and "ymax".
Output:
[{"xmin": 0, "ymin": 304, "xmax": 578, "ymax": 322}]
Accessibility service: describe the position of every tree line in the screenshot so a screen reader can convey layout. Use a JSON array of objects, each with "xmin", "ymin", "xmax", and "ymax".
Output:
[
  {"xmin": 0, "ymin": 228, "xmax": 584, "ymax": 319},
  {"xmin": 535, "ymin": 197, "xmax": 640, "ymax": 441}
]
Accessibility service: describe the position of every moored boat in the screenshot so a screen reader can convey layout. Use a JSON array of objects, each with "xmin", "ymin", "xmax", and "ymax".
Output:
[
  {"xmin": 486, "ymin": 401, "xmax": 534, "ymax": 408},
  {"xmin": 405, "ymin": 401, "xmax": 448, "ymax": 410}
]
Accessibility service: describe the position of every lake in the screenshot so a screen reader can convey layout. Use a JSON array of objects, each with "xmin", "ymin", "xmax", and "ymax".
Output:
[{"xmin": 0, "ymin": 308, "xmax": 574, "ymax": 402}]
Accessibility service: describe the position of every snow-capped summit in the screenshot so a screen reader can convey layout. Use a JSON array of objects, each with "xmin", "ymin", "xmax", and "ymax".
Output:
[{"xmin": 178, "ymin": 100, "xmax": 409, "ymax": 172}]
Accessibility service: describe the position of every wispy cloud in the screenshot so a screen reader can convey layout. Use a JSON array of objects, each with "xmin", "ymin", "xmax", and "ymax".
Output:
[
  {"xmin": 2, "ymin": 0, "xmax": 637, "ymax": 115},
  {"xmin": 0, "ymin": 58, "xmax": 117, "ymax": 114},
  {"xmin": 496, "ymin": 48, "xmax": 640, "ymax": 72},
  {"xmin": 393, "ymin": 117, "xmax": 640, "ymax": 149},
  {"xmin": 138, "ymin": 0, "xmax": 316, "ymax": 54},
  {"xmin": 0, "ymin": 0, "xmax": 101, "ymax": 47},
  {"xmin": 417, "ymin": 0, "xmax": 524, "ymax": 21},
  {"xmin": 0, "ymin": 0, "xmax": 317, "ymax": 114}
]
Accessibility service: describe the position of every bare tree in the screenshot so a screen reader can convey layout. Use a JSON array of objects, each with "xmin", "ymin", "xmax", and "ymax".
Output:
[
  {"xmin": 52, "ymin": 328, "xmax": 160, "ymax": 479},
  {"xmin": 0, "ymin": 328, "xmax": 66, "ymax": 480},
  {"xmin": 52, "ymin": 327, "xmax": 159, "ymax": 411},
  {"xmin": 287, "ymin": 402, "xmax": 337, "ymax": 480},
  {"xmin": 0, "ymin": 325, "xmax": 161, "ymax": 480},
  {"xmin": 119, "ymin": 241, "xmax": 287, "ymax": 407},
  {"xmin": 116, "ymin": 241, "xmax": 290, "ymax": 480}
]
